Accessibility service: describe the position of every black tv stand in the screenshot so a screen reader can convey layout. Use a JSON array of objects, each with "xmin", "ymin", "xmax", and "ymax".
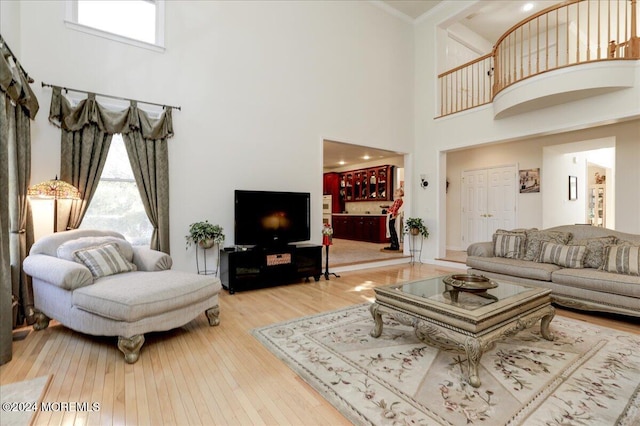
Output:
[{"xmin": 219, "ymin": 244, "xmax": 322, "ymax": 294}]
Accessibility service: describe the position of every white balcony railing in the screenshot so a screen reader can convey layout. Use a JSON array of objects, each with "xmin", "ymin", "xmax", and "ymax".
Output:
[{"xmin": 438, "ymin": 0, "xmax": 640, "ymax": 117}]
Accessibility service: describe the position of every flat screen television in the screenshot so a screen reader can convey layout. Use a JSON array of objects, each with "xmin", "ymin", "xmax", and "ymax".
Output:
[{"xmin": 234, "ymin": 190, "xmax": 311, "ymax": 247}]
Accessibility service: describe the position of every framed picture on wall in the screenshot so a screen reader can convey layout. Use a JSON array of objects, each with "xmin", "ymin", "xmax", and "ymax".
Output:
[
  {"xmin": 519, "ymin": 168, "xmax": 540, "ymax": 193},
  {"xmin": 569, "ymin": 176, "xmax": 578, "ymax": 200}
]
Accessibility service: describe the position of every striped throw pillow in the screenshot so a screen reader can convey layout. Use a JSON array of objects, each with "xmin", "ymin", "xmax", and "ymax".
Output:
[
  {"xmin": 74, "ymin": 243, "xmax": 137, "ymax": 278},
  {"xmin": 493, "ymin": 233, "xmax": 525, "ymax": 259},
  {"xmin": 601, "ymin": 245, "xmax": 640, "ymax": 276},
  {"xmin": 537, "ymin": 242, "xmax": 586, "ymax": 268}
]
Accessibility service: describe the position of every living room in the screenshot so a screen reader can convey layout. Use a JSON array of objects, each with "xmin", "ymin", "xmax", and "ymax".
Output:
[{"xmin": 2, "ymin": 0, "xmax": 639, "ymax": 425}]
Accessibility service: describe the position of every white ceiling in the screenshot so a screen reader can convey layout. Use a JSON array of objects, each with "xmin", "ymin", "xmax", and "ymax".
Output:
[{"xmin": 324, "ymin": 1, "xmax": 562, "ymax": 168}]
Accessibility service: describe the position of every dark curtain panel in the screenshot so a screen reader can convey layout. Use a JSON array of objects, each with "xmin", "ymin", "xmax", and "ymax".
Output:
[
  {"xmin": 0, "ymin": 84, "xmax": 12, "ymax": 365},
  {"xmin": 48, "ymin": 89, "xmax": 173, "ymax": 252},
  {"xmin": 0, "ymin": 40, "xmax": 39, "ymax": 364},
  {"xmin": 9, "ymin": 101, "xmax": 35, "ymax": 327},
  {"xmin": 122, "ymin": 103, "xmax": 171, "ymax": 253}
]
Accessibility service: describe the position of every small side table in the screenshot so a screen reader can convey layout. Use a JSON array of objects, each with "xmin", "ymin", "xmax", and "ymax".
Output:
[
  {"xmin": 408, "ymin": 233, "xmax": 423, "ymax": 264},
  {"xmin": 196, "ymin": 243, "xmax": 220, "ymax": 276}
]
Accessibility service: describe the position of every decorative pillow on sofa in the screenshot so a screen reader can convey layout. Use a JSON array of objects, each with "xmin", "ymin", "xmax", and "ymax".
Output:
[
  {"xmin": 601, "ymin": 245, "xmax": 640, "ymax": 276},
  {"xmin": 537, "ymin": 242, "xmax": 586, "ymax": 268},
  {"xmin": 569, "ymin": 236, "xmax": 617, "ymax": 269},
  {"xmin": 493, "ymin": 231, "xmax": 526, "ymax": 259},
  {"xmin": 58, "ymin": 236, "xmax": 134, "ymax": 263},
  {"xmin": 73, "ymin": 243, "xmax": 137, "ymax": 278},
  {"xmin": 523, "ymin": 230, "xmax": 572, "ymax": 261}
]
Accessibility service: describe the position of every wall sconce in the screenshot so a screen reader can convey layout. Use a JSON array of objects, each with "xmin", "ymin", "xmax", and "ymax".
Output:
[{"xmin": 27, "ymin": 176, "xmax": 81, "ymax": 232}]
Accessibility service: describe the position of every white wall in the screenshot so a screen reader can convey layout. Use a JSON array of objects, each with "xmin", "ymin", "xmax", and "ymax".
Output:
[
  {"xmin": 1, "ymin": 1, "xmax": 21, "ymax": 49},
  {"xmin": 17, "ymin": 1, "xmax": 415, "ymax": 272}
]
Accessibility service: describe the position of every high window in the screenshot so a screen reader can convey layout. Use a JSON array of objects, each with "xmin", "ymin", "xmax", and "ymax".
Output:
[
  {"xmin": 65, "ymin": 0, "xmax": 165, "ymax": 51},
  {"xmin": 80, "ymin": 134, "xmax": 153, "ymax": 245}
]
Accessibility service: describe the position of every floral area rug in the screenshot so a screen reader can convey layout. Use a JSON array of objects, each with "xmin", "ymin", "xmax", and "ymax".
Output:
[
  {"xmin": 0, "ymin": 375, "xmax": 52, "ymax": 426},
  {"xmin": 252, "ymin": 304, "xmax": 640, "ymax": 425}
]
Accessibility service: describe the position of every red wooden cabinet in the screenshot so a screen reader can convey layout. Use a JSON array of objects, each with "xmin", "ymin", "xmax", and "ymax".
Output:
[{"xmin": 331, "ymin": 215, "xmax": 388, "ymax": 243}]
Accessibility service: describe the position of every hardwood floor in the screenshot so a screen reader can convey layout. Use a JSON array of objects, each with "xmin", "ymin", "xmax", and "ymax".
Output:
[{"xmin": 2, "ymin": 263, "xmax": 638, "ymax": 425}]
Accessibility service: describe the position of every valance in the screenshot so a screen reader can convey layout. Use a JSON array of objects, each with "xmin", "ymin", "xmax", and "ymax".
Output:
[
  {"xmin": 48, "ymin": 87, "xmax": 173, "ymax": 140},
  {"xmin": 0, "ymin": 44, "xmax": 39, "ymax": 119}
]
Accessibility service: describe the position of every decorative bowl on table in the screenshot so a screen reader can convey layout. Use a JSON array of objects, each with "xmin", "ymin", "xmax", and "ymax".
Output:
[{"xmin": 442, "ymin": 274, "xmax": 498, "ymax": 292}]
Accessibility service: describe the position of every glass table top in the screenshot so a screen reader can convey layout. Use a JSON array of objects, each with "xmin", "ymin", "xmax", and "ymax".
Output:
[{"xmin": 382, "ymin": 274, "xmax": 537, "ymax": 311}]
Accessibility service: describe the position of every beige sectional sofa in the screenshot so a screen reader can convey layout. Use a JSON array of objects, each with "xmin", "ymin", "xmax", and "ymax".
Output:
[{"xmin": 466, "ymin": 225, "xmax": 640, "ymax": 318}]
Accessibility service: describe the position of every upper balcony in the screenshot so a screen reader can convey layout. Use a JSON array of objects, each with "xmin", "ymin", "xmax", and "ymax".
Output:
[{"xmin": 437, "ymin": 0, "xmax": 640, "ymax": 119}]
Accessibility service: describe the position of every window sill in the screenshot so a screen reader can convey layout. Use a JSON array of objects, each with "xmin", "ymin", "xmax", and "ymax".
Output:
[{"xmin": 64, "ymin": 21, "xmax": 165, "ymax": 53}]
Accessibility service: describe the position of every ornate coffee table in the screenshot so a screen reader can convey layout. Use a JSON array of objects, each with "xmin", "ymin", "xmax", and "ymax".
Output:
[{"xmin": 370, "ymin": 274, "xmax": 555, "ymax": 387}]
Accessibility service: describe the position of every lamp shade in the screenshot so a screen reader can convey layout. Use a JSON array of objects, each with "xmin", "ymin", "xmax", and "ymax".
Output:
[{"xmin": 27, "ymin": 176, "xmax": 80, "ymax": 200}]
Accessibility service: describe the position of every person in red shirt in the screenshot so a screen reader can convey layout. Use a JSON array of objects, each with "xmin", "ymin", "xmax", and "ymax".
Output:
[{"xmin": 384, "ymin": 188, "xmax": 403, "ymax": 251}]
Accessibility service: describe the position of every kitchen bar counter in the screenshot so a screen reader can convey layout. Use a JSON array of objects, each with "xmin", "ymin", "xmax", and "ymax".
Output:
[
  {"xmin": 332, "ymin": 213, "xmax": 386, "ymax": 216},
  {"xmin": 331, "ymin": 214, "xmax": 388, "ymax": 243}
]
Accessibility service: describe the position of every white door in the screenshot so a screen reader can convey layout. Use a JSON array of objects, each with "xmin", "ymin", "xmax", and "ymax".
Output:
[{"xmin": 462, "ymin": 166, "xmax": 517, "ymax": 247}]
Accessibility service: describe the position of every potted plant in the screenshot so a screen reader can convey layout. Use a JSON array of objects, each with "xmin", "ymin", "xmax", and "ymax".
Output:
[
  {"xmin": 404, "ymin": 217, "xmax": 429, "ymax": 238},
  {"xmin": 185, "ymin": 220, "xmax": 225, "ymax": 249}
]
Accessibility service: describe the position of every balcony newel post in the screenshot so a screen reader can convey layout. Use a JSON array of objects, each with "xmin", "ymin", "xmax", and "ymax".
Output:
[
  {"xmin": 630, "ymin": 0, "xmax": 639, "ymax": 57},
  {"xmin": 492, "ymin": 47, "xmax": 499, "ymax": 99}
]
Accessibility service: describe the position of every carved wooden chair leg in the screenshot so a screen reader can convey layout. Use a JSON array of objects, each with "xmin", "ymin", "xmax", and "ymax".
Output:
[
  {"xmin": 33, "ymin": 312, "xmax": 50, "ymax": 331},
  {"xmin": 117, "ymin": 335, "xmax": 145, "ymax": 364},
  {"xmin": 205, "ymin": 306, "xmax": 220, "ymax": 326}
]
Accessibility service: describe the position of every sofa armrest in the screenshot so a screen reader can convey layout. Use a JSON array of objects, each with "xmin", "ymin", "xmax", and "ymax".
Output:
[
  {"xmin": 23, "ymin": 254, "xmax": 93, "ymax": 290},
  {"xmin": 132, "ymin": 246, "xmax": 173, "ymax": 271},
  {"xmin": 467, "ymin": 241, "xmax": 494, "ymax": 257}
]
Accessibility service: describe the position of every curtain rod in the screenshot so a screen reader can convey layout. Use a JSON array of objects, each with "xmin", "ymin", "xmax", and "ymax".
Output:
[
  {"xmin": 41, "ymin": 82, "xmax": 181, "ymax": 111},
  {"xmin": 0, "ymin": 35, "xmax": 35, "ymax": 84}
]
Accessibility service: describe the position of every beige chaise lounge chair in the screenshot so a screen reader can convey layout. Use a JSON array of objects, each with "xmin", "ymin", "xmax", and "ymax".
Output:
[{"xmin": 23, "ymin": 229, "xmax": 221, "ymax": 363}]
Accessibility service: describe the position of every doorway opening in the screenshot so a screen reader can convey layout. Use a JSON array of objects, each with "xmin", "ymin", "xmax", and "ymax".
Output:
[{"xmin": 322, "ymin": 139, "xmax": 408, "ymax": 268}]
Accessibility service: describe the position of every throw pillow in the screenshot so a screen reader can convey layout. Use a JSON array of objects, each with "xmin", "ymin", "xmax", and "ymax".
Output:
[
  {"xmin": 601, "ymin": 245, "xmax": 640, "ymax": 276},
  {"xmin": 73, "ymin": 243, "xmax": 137, "ymax": 278},
  {"xmin": 569, "ymin": 236, "xmax": 617, "ymax": 269},
  {"xmin": 493, "ymin": 232, "xmax": 525, "ymax": 259},
  {"xmin": 58, "ymin": 236, "xmax": 134, "ymax": 263},
  {"xmin": 523, "ymin": 230, "xmax": 572, "ymax": 261},
  {"xmin": 537, "ymin": 242, "xmax": 587, "ymax": 268}
]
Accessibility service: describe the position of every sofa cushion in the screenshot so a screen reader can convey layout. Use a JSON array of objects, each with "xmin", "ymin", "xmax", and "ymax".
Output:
[
  {"xmin": 74, "ymin": 243, "xmax": 137, "ymax": 278},
  {"xmin": 569, "ymin": 236, "xmax": 617, "ymax": 269},
  {"xmin": 537, "ymin": 242, "xmax": 586, "ymax": 268},
  {"xmin": 601, "ymin": 245, "xmax": 640, "ymax": 276},
  {"xmin": 523, "ymin": 229, "xmax": 572, "ymax": 261},
  {"xmin": 552, "ymin": 268, "xmax": 640, "ymax": 298},
  {"xmin": 72, "ymin": 271, "xmax": 222, "ymax": 322},
  {"xmin": 57, "ymin": 236, "xmax": 134, "ymax": 263},
  {"xmin": 466, "ymin": 256, "xmax": 560, "ymax": 281},
  {"xmin": 493, "ymin": 231, "xmax": 526, "ymax": 259}
]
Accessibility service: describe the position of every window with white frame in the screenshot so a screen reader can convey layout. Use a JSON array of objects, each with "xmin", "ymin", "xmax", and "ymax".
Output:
[
  {"xmin": 65, "ymin": 0, "xmax": 165, "ymax": 50},
  {"xmin": 80, "ymin": 134, "xmax": 153, "ymax": 245}
]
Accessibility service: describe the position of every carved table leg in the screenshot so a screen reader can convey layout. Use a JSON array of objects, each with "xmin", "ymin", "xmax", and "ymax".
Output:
[
  {"xmin": 33, "ymin": 312, "xmax": 50, "ymax": 331},
  {"xmin": 540, "ymin": 306, "xmax": 556, "ymax": 341},
  {"xmin": 206, "ymin": 306, "xmax": 220, "ymax": 326},
  {"xmin": 118, "ymin": 335, "xmax": 145, "ymax": 364},
  {"xmin": 370, "ymin": 303, "xmax": 383, "ymax": 338},
  {"xmin": 464, "ymin": 337, "xmax": 483, "ymax": 388}
]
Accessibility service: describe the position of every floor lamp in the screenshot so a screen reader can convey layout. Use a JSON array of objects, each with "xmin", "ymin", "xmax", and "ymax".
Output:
[{"xmin": 27, "ymin": 176, "xmax": 81, "ymax": 232}]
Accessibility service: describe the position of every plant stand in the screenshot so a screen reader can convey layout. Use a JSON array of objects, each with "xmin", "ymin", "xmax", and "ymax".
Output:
[
  {"xmin": 196, "ymin": 243, "xmax": 220, "ymax": 276},
  {"xmin": 408, "ymin": 234, "xmax": 423, "ymax": 264}
]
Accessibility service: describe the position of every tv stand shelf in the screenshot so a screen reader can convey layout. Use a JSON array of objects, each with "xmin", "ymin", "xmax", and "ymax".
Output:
[{"xmin": 220, "ymin": 244, "xmax": 322, "ymax": 294}]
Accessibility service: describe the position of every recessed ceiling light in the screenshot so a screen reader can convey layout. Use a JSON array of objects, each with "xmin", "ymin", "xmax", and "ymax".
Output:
[
  {"xmin": 363, "ymin": 155, "xmax": 370, "ymax": 160},
  {"xmin": 338, "ymin": 160, "xmax": 345, "ymax": 165},
  {"xmin": 522, "ymin": 3, "xmax": 534, "ymax": 12}
]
